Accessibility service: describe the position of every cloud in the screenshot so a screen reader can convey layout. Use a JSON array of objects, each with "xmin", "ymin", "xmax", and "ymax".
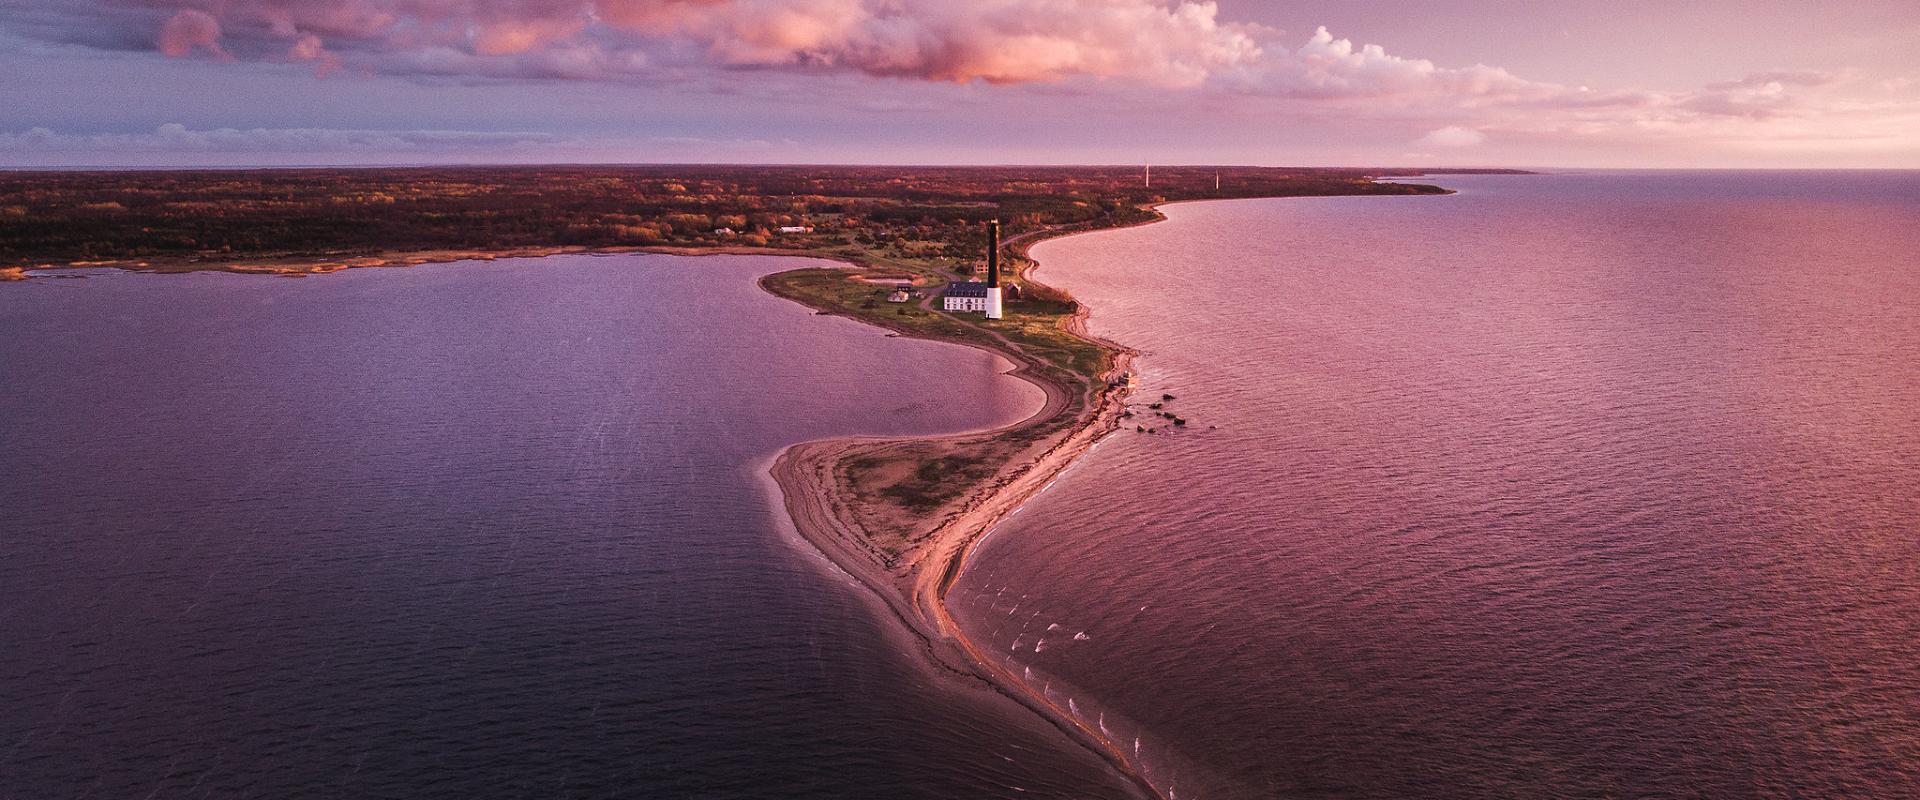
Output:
[
  {"xmin": 0, "ymin": 123, "xmax": 561, "ymax": 154},
  {"xmin": 0, "ymin": 122, "xmax": 826, "ymax": 166},
  {"xmin": 156, "ymin": 9, "xmax": 225, "ymax": 59},
  {"xmin": 3, "ymin": 1, "xmax": 1917, "ymax": 164},
  {"xmin": 1417, "ymin": 126, "xmax": 1486, "ymax": 147},
  {"xmin": 469, "ymin": 14, "xmax": 589, "ymax": 58},
  {"xmin": 0, "ymin": 3, "xmax": 1604, "ymax": 106},
  {"xmin": 616, "ymin": 0, "xmax": 1267, "ymax": 86},
  {"xmin": 1232, "ymin": 27, "xmax": 1544, "ymax": 102},
  {"xmin": 32, "ymin": 0, "xmax": 1260, "ymax": 86},
  {"xmin": 287, "ymin": 33, "xmax": 343, "ymax": 76},
  {"xmin": 0, "ymin": 2, "xmax": 1889, "ymax": 119},
  {"xmin": 1705, "ymin": 70, "xmax": 1848, "ymax": 91}
]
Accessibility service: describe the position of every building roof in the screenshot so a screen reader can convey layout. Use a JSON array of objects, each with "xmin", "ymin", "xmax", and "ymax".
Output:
[{"xmin": 945, "ymin": 281, "xmax": 990, "ymax": 298}]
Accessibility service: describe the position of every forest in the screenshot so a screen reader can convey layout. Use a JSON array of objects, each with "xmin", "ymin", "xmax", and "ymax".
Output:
[{"xmin": 0, "ymin": 165, "xmax": 1509, "ymax": 268}]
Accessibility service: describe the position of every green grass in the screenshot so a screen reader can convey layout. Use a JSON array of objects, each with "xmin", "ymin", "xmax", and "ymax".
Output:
[
  {"xmin": 762, "ymin": 268, "xmax": 989, "ymax": 344},
  {"xmin": 763, "ymin": 260, "xmax": 1109, "ymax": 391},
  {"xmin": 976, "ymin": 301, "xmax": 1109, "ymax": 379},
  {"xmin": 875, "ymin": 454, "xmax": 996, "ymax": 513}
]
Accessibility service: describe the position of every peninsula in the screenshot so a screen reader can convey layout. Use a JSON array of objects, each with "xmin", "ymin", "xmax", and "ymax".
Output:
[{"xmin": 1, "ymin": 164, "xmax": 1505, "ymax": 797}]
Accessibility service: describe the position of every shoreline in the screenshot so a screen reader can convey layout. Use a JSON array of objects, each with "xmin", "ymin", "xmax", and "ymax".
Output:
[{"xmin": 766, "ymin": 212, "xmax": 1168, "ymax": 798}]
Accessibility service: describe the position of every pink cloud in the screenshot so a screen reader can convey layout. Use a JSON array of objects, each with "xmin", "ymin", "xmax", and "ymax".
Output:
[
  {"xmin": 13, "ymin": 0, "xmax": 1916, "ymax": 163},
  {"xmin": 157, "ymin": 9, "xmax": 226, "ymax": 59},
  {"xmin": 112, "ymin": 0, "xmax": 1262, "ymax": 85},
  {"xmin": 596, "ymin": 0, "xmax": 1265, "ymax": 85},
  {"xmin": 469, "ymin": 14, "xmax": 590, "ymax": 57},
  {"xmin": 287, "ymin": 33, "xmax": 343, "ymax": 76}
]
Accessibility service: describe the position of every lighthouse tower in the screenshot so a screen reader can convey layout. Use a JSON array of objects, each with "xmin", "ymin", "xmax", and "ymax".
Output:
[{"xmin": 985, "ymin": 219, "xmax": 1005, "ymax": 320}]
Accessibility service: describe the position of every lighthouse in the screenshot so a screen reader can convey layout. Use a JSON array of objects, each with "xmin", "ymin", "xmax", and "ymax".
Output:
[{"xmin": 984, "ymin": 219, "xmax": 1005, "ymax": 320}]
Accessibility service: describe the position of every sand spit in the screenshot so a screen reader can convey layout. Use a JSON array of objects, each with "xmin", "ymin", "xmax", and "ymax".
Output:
[{"xmin": 768, "ymin": 219, "xmax": 1170, "ymax": 798}]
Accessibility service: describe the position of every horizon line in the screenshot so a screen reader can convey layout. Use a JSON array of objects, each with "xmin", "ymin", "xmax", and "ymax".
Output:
[{"xmin": 4, "ymin": 162, "xmax": 1918, "ymax": 174}]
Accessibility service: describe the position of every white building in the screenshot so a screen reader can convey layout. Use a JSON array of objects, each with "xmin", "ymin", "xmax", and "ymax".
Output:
[
  {"xmin": 943, "ymin": 281, "xmax": 990, "ymax": 313},
  {"xmin": 777, "ymin": 226, "xmax": 814, "ymax": 234}
]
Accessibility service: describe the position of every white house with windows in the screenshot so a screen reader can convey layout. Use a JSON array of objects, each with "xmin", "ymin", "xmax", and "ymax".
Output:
[{"xmin": 943, "ymin": 281, "xmax": 990, "ymax": 313}]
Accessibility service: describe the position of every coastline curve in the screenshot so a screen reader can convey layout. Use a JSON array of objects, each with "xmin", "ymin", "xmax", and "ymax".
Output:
[{"xmin": 765, "ymin": 214, "xmax": 1168, "ymax": 799}]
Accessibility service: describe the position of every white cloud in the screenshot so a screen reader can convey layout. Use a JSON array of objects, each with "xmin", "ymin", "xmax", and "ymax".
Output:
[{"xmin": 1417, "ymin": 126, "xmax": 1486, "ymax": 147}]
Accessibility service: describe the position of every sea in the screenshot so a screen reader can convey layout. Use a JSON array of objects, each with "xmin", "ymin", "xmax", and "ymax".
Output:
[
  {"xmin": 0, "ymin": 255, "xmax": 1137, "ymax": 799},
  {"xmin": 954, "ymin": 171, "xmax": 1920, "ymax": 799},
  {"xmin": 4, "ymin": 171, "xmax": 1918, "ymax": 800}
]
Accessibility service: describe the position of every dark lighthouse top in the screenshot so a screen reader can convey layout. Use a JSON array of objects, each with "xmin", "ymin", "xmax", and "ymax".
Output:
[{"xmin": 987, "ymin": 219, "xmax": 1001, "ymax": 289}]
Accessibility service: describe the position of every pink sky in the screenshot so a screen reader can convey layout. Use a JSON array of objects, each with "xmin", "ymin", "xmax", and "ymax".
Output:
[{"xmin": 2, "ymin": 0, "xmax": 1916, "ymax": 167}]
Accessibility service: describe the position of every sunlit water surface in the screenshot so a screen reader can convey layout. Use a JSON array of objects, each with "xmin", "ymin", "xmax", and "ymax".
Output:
[{"xmin": 956, "ymin": 172, "xmax": 1920, "ymax": 799}]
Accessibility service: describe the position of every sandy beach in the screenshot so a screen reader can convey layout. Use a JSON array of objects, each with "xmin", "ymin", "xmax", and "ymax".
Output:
[{"xmin": 767, "ymin": 220, "xmax": 1165, "ymax": 798}]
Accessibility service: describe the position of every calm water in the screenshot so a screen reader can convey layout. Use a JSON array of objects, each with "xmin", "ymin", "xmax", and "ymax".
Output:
[
  {"xmin": 0, "ymin": 255, "xmax": 1142, "ymax": 799},
  {"xmin": 956, "ymin": 172, "xmax": 1920, "ymax": 799}
]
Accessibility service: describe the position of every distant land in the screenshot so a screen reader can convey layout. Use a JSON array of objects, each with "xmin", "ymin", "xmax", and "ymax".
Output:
[{"xmin": 0, "ymin": 165, "xmax": 1526, "ymax": 273}]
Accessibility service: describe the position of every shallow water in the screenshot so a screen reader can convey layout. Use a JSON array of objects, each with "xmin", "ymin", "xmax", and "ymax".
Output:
[
  {"xmin": 0, "ymin": 255, "xmax": 1140, "ymax": 799},
  {"xmin": 956, "ymin": 172, "xmax": 1920, "ymax": 799}
]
